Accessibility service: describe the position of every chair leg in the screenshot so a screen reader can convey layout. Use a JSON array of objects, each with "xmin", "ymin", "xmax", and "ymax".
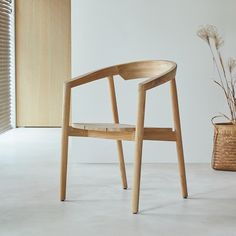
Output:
[
  {"xmin": 132, "ymin": 88, "xmax": 146, "ymax": 214},
  {"xmin": 60, "ymin": 84, "xmax": 71, "ymax": 201},
  {"xmin": 170, "ymin": 78, "xmax": 188, "ymax": 198},
  {"xmin": 60, "ymin": 133, "xmax": 69, "ymax": 201},
  {"xmin": 175, "ymin": 135, "xmax": 188, "ymax": 198},
  {"xmin": 116, "ymin": 140, "xmax": 128, "ymax": 189},
  {"xmin": 132, "ymin": 136, "xmax": 144, "ymax": 214}
]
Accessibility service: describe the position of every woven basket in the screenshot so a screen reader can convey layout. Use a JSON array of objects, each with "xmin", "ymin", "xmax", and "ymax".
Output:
[{"xmin": 212, "ymin": 122, "xmax": 236, "ymax": 171}]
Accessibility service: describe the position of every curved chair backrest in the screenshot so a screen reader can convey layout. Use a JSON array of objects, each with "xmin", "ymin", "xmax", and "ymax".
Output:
[
  {"xmin": 117, "ymin": 60, "xmax": 176, "ymax": 80},
  {"xmin": 68, "ymin": 60, "xmax": 177, "ymax": 88}
]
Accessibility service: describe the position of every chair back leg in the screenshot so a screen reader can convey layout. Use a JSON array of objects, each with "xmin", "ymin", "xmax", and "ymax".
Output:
[
  {"xmin": 170, "ymin": 79, "xmax": 188, "ymax": 198},
  {"xmin": 108, "ymin": 76, "xmax": 128, "ymax": 189},
  {"xmin": 116, "ymin": 140, "xmax": 128, "ymax": 189},
  {"xmin": 132, "ymin": 88, "xmax": 146, "ymax": 214}
]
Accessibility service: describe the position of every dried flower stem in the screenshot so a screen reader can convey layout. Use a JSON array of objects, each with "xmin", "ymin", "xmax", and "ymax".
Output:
[{"xmin": 197, "ymin": 25, "xmax": 236, "ymax": 124}]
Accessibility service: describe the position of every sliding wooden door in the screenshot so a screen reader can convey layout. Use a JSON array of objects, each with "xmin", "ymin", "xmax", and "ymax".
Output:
[{"xmin": 15, "ymin": 0, "xmax": 71, "ymax": 126}]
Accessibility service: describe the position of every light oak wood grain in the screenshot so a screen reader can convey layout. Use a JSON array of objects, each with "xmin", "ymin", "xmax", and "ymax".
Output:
[
  {"xmin": 60, "ymin": 60, "xmax": 188, "ymax": 213},
  {"xmin": 16, "ymin": 0, "xmax": 71, "ymax": 126},
  {"xmin": 108, "ymin": 76, "xmax": 127, "ymax": 189},
  {"xmin": 71, "ymin": 124, "xmax": 176, "ymax": 141},
  {"xmin": 60, "ymin": 84, "xmax": 71, "ymax": 201},
  {"xmin": 132, "ymin": 87, "xmax": 146, "ymax": 214},
  {"xmin": 72, "ymin": 123, "xmax": 135, "ymax": 132},
  {"xmin": 170, "ymin": 78, "xmax": 188, "ymax": 198}
]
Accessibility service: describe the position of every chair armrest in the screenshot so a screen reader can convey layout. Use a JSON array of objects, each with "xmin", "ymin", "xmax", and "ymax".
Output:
[
  {"xmin": 139, "ymin": 67, "xmax": 177, "ymax": 91},
  {"xmin": 65, "ymin": 66, "xmax": 118, "ymax": 88}
]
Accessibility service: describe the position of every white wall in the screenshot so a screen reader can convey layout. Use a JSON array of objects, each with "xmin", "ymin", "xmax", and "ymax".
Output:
[{"xmin": 71, "ymin": 0, "xmax": 236, "ymax": 163}]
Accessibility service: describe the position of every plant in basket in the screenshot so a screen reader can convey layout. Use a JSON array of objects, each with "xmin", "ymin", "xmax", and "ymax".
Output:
[{"xmin": 197, "ymin": 25, "xmax": 236, "ymax": 171}]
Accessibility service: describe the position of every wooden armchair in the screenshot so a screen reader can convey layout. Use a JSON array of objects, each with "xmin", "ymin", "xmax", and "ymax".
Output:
[{"xmin": 60, "ymin": 60, "xmax": 188, "ymax": 214}]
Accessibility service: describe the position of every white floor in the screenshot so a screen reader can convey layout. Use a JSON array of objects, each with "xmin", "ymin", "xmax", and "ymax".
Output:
[{"xmin": 0, "ymin": 129, "xmax": 236, "ymax": 236}]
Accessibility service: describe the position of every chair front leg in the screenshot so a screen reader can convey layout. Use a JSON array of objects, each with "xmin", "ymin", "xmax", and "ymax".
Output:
[
  {"xmin": 60, "ymin": 132, "xmax": 69, "ymax": 201},
  {"xmin": 170, "ymin": 78, "xmax": 188, "ymax": 198},
  {"xmin": 132, "ymin": 87, "xmax": 146, "ymax": 214},
  {"xmin": 60, "ymin": 84, "xmax": 71, "ymax": 201}
]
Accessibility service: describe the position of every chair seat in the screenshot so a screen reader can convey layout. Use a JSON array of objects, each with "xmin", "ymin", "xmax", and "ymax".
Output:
[{"xmin": 72, "ymin": 123, "xmax": 136, "ymax": 132}]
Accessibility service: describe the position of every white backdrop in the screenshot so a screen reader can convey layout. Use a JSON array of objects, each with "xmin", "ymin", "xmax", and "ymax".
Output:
[{"xmin": 70, "ymin": 0, "xmax": 236, "ymax": 163}]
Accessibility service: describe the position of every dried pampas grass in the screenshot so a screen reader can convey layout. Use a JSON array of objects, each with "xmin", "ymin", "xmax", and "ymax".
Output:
[
  {"xmin": 197, "ymin": 25, "xmax": 224, "ymax": 49},
  {"xmin": 197, "ymin": 25, "xmax": 236, "ymax": 124},
  {"xmin": 228, "ymin": 57, "xmax": 236, "ymax": 73}
]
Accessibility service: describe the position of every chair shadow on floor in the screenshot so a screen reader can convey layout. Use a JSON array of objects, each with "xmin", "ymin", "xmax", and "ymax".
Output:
[{"xmin": 139, "ymin": 185, "xmax": 236, "ymax": 215}]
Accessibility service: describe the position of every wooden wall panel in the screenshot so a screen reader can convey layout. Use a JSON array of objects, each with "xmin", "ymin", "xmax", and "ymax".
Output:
[{"xmin": 16, "ymin": 0, "xmax": 71, "ymax": 126}]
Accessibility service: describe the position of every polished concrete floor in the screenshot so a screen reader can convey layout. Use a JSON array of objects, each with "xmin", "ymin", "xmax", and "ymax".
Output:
[{"xmin": 0, "ymin": 129, "xmax": 236, "ymax": 236}]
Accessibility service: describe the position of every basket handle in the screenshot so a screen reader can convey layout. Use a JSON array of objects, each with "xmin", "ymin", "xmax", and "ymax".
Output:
[
  {"xmin": 211, "ymin": 115, "xmax": 223, "ymax": 125},
  {"xmin": 211, "ymin": 114, "xmax": 232, "ymax": 125}
]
